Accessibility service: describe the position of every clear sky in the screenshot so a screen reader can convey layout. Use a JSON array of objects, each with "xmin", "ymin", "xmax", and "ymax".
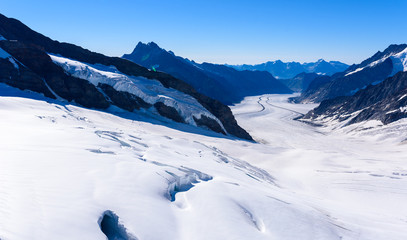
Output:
[{"xmin": 1, "ymin": 0, "xmax": 406, "ymax": 65}]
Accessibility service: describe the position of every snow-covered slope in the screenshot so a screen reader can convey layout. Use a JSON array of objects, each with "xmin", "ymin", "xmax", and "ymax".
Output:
[
  {"xmin": 390, "ymin": 47, "xmax": 407, "ymax": 75},
  {"xmin": 50, "ymin": 54, "xmax": 224, "ymax": 129},
  {"xmin": 301, "ymin": 71, "xmax": 407, "ymax": 127},
  {"xmin": 295, "ymin": 44, "xmax": 407, "ymax": 103},
  {"xmin": 345, "ymin": 46, "xmax": 407, "ymax": 77},
  {"xmin": 1, "ymin": 88, "xmax": 407, "ymax": 240}
]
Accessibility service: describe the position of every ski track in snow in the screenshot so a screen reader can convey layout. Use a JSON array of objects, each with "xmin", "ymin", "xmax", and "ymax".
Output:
[{"xmin": 0, "ymin": 90, "xmax": 407, "ymax": 240}]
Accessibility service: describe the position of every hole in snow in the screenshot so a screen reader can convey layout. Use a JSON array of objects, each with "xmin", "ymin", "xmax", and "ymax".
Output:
[
  {"xmin": 98, "ymin": 210, "xmax": 137, "ymax": 240},
  {"xmin": 165, "ymin": 168, "xmax": 212, "ymax": 202}
]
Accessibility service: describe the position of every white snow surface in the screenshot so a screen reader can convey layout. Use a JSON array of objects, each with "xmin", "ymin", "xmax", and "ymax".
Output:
[
  {"xmin": 390, "ymin": 47, "xmax": 407, "ymax": 75},
  {"xmin": 1, "ymin": 90, "xmax": 407, "ymax": 240},
  {"xmin": 49, "ymin": 54, "xmax": 224, "ymax": 130},
  {"xmin": 345, "ymin": 46, "xmax": 407, "ymax": 77}
]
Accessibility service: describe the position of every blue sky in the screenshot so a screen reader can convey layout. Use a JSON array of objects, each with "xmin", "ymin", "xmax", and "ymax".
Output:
[{"xmin": 1, "ymin": 0, "xmax": 406, "ymax": 64}]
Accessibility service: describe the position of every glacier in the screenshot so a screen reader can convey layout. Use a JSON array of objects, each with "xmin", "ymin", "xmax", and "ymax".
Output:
[{"xmin": 0, "ymin": 87, "xmax": 406, "ymax": 240}]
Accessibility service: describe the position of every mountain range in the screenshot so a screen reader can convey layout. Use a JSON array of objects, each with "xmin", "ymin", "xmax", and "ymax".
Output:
[
  {"xmin": 293, "ymin": 44, "xmax": 407, "ymax": 104},
  {"xmin": 123, "ymin": 42, "xmax": 292, "ymax": 105},
  {"xmin": 0, "ymin": 13, "xmax": 252, "ymax": 140},
  {"xmin": 297, "ymin": 44, "xmax": 407, "ymax": 127},
  {"xmin": 301, "ymin": 71, "xmax": 407, "ymax": 127},
  {"xmin": 229, "ymin": 59, "xmax": 349, "ymax": 79}
]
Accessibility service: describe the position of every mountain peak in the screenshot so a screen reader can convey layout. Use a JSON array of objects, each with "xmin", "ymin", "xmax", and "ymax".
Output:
[
  {"xmin": 133, "ymin": 41, "xmax": 162, "ymax": 51},
  {"xmin": 147, "ymin": 41, "xmax": 160, "ymax": 49}
]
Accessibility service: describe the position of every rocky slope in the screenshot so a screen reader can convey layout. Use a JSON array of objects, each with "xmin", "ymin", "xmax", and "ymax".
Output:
[
  {"xmin": 301, "ymin": 71, "xmax": 407, "ymax": 126},
  {"xmin": 230, "ymin": 59, "xmax": 348, "ymax": 79},
  {"xmin": 294, "ymin": 44, "xmax": 407, "ymax": 103},
  {"xmin": 277, "ymin": 72, "xmax": 320, "ymax": 92},
  {"xmin": 0, "ymin": 13, "xmax": 252, "ymax": 140},
  {"xmin": 123, "ymin": 42, "xmax": 292, "ymax": 105}
]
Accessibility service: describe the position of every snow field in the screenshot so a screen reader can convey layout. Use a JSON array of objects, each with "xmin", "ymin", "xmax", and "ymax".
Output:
[{"xmin": 0, "ymin": 89, "xmax": 406, "ymax": 239}]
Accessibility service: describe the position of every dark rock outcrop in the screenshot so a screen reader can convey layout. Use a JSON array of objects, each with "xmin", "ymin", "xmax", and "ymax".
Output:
[
  {"xmin": 302, "ymin": 71, "xmax": 407, "ymax": 126},
  {"xmin": 154, "ymin": 102, "xmax": 185, "ymax": 123},
  {"xmin": 193, "ymin": 115, "xmax": 226, "ymax": 134},
  {"xmin": 0, "ymin": 57, "xmax": 55, "ymax": 98},
  {"xmin": 0, "ymin": 41, "xmax": 109, "ymax": 109},
  {"xmin": 98, "ymin": 83, "xmax": 151, "ymax": 111}
]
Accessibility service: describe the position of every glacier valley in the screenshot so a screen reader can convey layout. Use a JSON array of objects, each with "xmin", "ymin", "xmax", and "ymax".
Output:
[{"xmin": 0, "ymin": 87, "xmax": 406, "ymax": 240}]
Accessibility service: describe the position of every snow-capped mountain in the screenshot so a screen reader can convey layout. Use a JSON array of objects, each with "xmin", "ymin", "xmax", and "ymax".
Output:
[
  {"xmin": 0, "ymin": 13, "xmax": 251, "ymax": 140},
  {"xmin": 300, "ymin": 71, "xmax": 407, "ymax": 127},
  {"xmin": 230, "ymin": 59, "xmax": 349, "ymax": 79},
  {"xmin": 122, "ymin": 42, "xmax": 292, "ymax": 105},
  {"xmin": 294, "ymin": 44, "xmax": 407, "ymax": 103}
]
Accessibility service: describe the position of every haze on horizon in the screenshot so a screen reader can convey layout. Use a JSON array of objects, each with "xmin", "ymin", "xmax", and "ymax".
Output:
[{"xmin": 2, "ymin": 0, "xmax": 406, "ymax": 65}]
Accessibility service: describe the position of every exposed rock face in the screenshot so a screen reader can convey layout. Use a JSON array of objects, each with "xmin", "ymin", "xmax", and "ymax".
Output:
[
  {"xmin": 278, "ymin": 72, "xmax": 320, "ymax": 92},
  {"xmin": 193, "ymin": 115, "xmax": 226, "ymax": 135},
  {"xmin": 123, "ymin": 42, "xmax": 292, "ymax": 105},
  {"xmin": 0, "ymin": 13, "xmax": 253, "ymax": 140},
  {"xmin": 0, "ymin": 41, "xmax": 109, "ymax": 109},
  {"xmin": 294, "ymin": 44, "xmax": 407, "ymax": 103},
  {"xmin": 154, "ymin": 102, "xmax": 185, "ymax": 123},
  {"xmin": 302, "ymin": 71, "xmax": 407, "ymax": 126},
  {"xmin": 0, "ymin": 57, "xmax": 55, "ymax": 98},
  {"xmin": 98, "ymin": 83, "xmax": 151, "ymax": 111}
]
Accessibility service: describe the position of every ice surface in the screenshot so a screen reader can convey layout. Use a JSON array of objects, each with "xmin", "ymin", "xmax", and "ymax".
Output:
[
  {"xmin": 49, "ymin": 54, "xmax": 225, "ymax": 130},
  {"xmin": 0, "ymin": 90, "xmax": 406, "ymax": 240}
]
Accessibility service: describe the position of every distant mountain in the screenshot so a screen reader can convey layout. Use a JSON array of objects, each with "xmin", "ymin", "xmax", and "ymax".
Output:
[
  {"xmin": 230, "ymin": 59, "xmax": 349, "ymax": 79},
  {"xmin": 293, "ymin": 44, "xmax": 407, "ymax": 103},
  {"xmin": 300, "ymin": 71, "xmax": 407, "ymax": 126},
  {"xmin": 123, "ymin": 42, "xmax": 292, "ymax": 105},
  {"xmin": 278, "ymin": 72, "xmax": 320, "ymax": 92},
  {"xmin": 0, "ymin": 13, "xmax": 252, "ymax": 140}
]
